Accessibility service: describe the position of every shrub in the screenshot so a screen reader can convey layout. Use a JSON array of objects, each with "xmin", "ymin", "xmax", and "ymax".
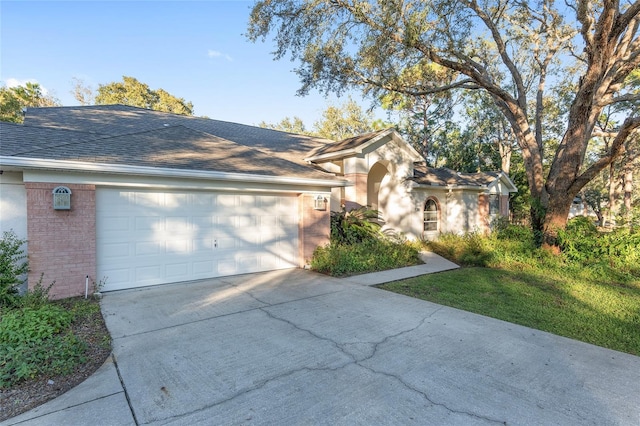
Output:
[
  {"xmin": 428, "ymin": 232, "xmax": 496, "ymax": 267},
  {"xmin": 0, "ymin": 231, "xmax": 29, "ymax": 308},
  {"xmin": 330, "ymin": 206, "xmax": 381, "ymax": 244},
  {"xmin": 0, "ymin": 304, "xmax": 87, "ymax": 387},
  {"xmin": 558, "ymin": 217, "xmax": 640, "ymax": 276},
  {"xmin": 311, "ymin": 239, "xmax": 420, "ymax": 276}
]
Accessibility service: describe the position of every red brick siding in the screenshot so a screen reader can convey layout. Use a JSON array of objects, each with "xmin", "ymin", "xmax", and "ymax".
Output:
[
  {"xmin": 478, "ymin": 193, "xmax": 490, "ymax": 233},
  {"xmin": 500, "ymin": 195, "xmax": 510, "ymax": 217},
  {"xmin": 298, "ymin": 194, "xmax": 330, "ymax": 266},
  {"xmin": 26, "ymin": 183, "xmax": 96, "ymax": 299}
]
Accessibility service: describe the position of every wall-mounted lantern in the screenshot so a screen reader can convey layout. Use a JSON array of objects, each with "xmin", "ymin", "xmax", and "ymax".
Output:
[
  {"xmin": 52, "ymin": 186, "xmax": 72, "ymax": 210},
  {"xmin": 313, "ymin": 194, "xmax": 327, "ymax": 211}
]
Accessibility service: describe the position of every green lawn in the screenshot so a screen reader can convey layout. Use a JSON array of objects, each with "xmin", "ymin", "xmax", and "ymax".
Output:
[
  {"xmin": 381, "ymin": 223, "xmax": 640, "ymax": 355},
  {"xmin": 379, "ymin": 230, "xmax": 640, "ymax": 356}
]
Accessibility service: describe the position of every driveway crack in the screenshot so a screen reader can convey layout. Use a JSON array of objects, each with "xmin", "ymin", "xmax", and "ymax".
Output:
[
  {"xmin": 150, "ymin": 363, "xmax": 353, "ymax": 424},
  {"xmin": 258, "ymin": 306, "xmax": 358, "ymax": 362},
  {"xmin": 356, "ymin": 363, "xmax": 507, "ymax": 425}
]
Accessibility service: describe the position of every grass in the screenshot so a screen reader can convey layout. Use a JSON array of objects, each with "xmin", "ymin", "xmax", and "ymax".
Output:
[{"xmin": 379, "ymin": 227, "xmax": 640, "ymax": 356}]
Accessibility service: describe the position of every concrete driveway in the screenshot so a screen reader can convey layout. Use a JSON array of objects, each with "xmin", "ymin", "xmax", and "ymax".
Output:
[{"xmin": 6, "ymin": 267, "xmax": 640, "ymax": 425}]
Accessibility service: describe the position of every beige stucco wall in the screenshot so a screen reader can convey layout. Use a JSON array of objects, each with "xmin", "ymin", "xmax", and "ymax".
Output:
[{"xmin": 0, "ymin": 172, "xmax": 28, "ymax": 242}]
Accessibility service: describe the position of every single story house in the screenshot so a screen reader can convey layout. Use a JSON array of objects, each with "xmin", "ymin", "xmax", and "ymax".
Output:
[{"xmin": 0, "ymin": 105, "xmax": 516, "ymax": 297}]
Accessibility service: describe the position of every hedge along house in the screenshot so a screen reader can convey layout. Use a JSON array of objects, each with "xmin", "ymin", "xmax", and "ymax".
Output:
[
  {"xmin": 306, "ymin": 128, "xmax": 518, "ymax": 240},
  {"xmin": 0, "ymin": 105, "xmax": 516, "ymax": 298}
]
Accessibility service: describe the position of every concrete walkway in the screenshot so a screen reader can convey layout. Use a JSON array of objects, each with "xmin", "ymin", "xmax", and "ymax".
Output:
[{"xmin": 4, "ymin": 254, "xmax": 640, "ymax": 425}]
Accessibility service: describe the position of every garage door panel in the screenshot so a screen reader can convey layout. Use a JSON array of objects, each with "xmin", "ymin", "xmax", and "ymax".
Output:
[
  {"xmin": 166, "ymin": 263, "xmax": 189, "ymax": 279},
  {"xmin": 97, "ymin": 189, "xmax": 299, "ymax": 291},
  {"xmin": 193, "ymin": 216, "xmax": 215, "ymax": 229},
  {"xmin": 193, "ymin": 260, "xmax": 215, "ymax": 275},
  {"xmin": 101, "ymin": 268, "xmax": 131, "ymax": 289},
  {"xmin": 101, "ymin": 242, "xmax": 130, "ymax": 259}
]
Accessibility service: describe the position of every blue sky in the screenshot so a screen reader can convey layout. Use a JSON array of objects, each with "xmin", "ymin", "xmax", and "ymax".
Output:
[{"xmin": 1, "ymin": 0, "xmax": 379, "ymax": 126}]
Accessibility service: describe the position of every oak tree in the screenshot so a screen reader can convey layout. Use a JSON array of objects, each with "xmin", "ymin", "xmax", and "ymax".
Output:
[{"xmin": 248, "ymin": 0, "xmax": 640, "ymax": 247}]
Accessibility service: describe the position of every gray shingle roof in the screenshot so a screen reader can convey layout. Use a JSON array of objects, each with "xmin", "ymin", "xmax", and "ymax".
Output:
[
  {"xmin": 23, "ymin": 105, "xmax": 334, "ymax": 165},
  {"xmin": 413, "ymin": 164, "xmax": 500, "ymax": 187},
  {"xmin": 2, "ymin": 105, "xmax": 339, "ymax": 180},
  {"xmin": 0, "ymin": 121, "xmax": 106, "ymax": 156}
]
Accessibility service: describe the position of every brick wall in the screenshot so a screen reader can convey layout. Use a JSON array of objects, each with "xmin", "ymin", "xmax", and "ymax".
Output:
[
  {"xmin": 478, "ymin": 193, "xmax": 490, "ymax": 233},
  {"xmin": 500, "ymin": 195, "xmax": 510, "ymax": 217},
  {"xmin": 26, "ymin": 183, "xmax": 96, "ymax": 299},
  {"xmin": 298, "ymin": 194, "xmax": 330, "ymax": 267}
]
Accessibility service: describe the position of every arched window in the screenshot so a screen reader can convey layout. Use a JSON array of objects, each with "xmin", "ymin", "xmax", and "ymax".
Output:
[{"xmin": 424, "ymin": 198, "xmax": 439, "ymax": 232}]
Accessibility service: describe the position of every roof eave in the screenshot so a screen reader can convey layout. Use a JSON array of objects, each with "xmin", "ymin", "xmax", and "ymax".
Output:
[
  {"xmin": 0, "ymin": 156, "xmax": 350, "ymax": 188},
  {"xmin": 413, "ymin": 183, "xmax": 488, "ymax": 191},
  {"xmin": 305, "ymin": 128, "xmax": 401, "ymax": 163}
]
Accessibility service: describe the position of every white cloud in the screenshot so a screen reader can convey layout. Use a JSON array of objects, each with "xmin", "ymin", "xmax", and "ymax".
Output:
[
  {"xmin": 3, "ymin": 78, "xmax": 51, "ymax": 95},
  {"xmin": 5, "ymin": 78, "xmax": 36, "ymax": 88},
  {"xmin": 207, "ymin": 49, "xmax": 233, "ymax": 62}
]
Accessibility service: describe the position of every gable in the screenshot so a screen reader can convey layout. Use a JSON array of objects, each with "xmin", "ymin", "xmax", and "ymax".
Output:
[{"xmin": 305, "ymin": 128, "xmax": 423, "ymax": 163}]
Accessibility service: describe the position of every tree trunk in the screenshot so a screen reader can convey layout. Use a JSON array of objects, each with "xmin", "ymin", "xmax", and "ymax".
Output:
[
  {"xmin": 608, "ymin": 161, "xmax": 620, "ymax": 226},
  {"xmin": 541, "ymin": 191, "xmax": 576, "ymax": 250},
  {"xmin": 622, "ymin": 139, "xmax": 638, "ymax": 225}
]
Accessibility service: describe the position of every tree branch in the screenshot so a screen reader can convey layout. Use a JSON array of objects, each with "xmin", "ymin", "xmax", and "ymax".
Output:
[
  {"xmin": 572, "ymin": 116, "xmax": 640, "ymax": 191},
  {"xmin": 465, "ymin": 0, "xmax": 528, "ymax": 111}
]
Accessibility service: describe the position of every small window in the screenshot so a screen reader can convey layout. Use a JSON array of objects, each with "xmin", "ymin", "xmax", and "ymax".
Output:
[
  {"xmin": 424, "ymin": 199, "xmax": 439, "ymax": 232},
  {"xmin": 489, "ymin": 194, "xmax": 500, "ymax": 216}
]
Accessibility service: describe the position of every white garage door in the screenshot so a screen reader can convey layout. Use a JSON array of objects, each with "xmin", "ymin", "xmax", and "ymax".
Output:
[{"xmin": 97, "ymin": 189, "xmax": 299, "ymax": 291}]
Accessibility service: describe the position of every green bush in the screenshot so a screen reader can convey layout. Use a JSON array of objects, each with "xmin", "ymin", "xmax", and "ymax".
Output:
[
  {"xmin": 0, "ymin": 230, "xmax": 29, "ymax": 308},
  {"xmin": 0, "ymin": 304, "xmax": 87, "ymax": 387},
  {"xmin": 428, "ymin": 232, "xmax": 496, "ymax": 267},
  {"xmin": 557, "ymin": 217, "xmax": 640, "ymax": 276},
  {"xmin": 330, "ymin": 206, "xmax": 381, "ymax": 245},
  {"xmin": 311, "ymin": 239, "xmax": 420, "ymax": 276}
]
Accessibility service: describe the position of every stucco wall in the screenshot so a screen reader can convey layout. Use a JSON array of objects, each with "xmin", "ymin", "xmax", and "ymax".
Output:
[
  {"xmin": 298, "ymin": 193, "xmax": 330, "ymax": 266},
  {"xmin": 25, "ymin": 183, "xmax": 96, "ymax": 299},
  {"xmin": 0, "ymin": 172, "xmax": 28, "ymax": 241}
]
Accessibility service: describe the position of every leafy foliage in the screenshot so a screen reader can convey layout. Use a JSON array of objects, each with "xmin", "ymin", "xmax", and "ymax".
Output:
[
  {"xmin": 0, "ymin": 231, "xmax": 29, "ymax": 308},
  {"xmin": 311, "ymin": 238, "xmax": 420, "ymax": 277},
  {"xmin": 312, "ymin": 206, "xmax": 420, "ymax": 276},
  {"xmin": 558, "ymin": 217, "xmax": 640, "ymax": 275},
  {"xmin": 248, "ymin": 0, "xmax": 640, "ymax": 245},
  {"xmin": 0, "ymin": 82, "xmax": 60, "ymax": 123},
  {"xmin": 428, "ymin": 233, "xmax": 496, "ymax": 267},
  {"xmin": 312, "ymin": 97, "xmax": 376, "ymax": 140},
  {"xmin": 95, "ymin": 76, "xmax": 194, "ymax": 115},
  {"xmin": 330, "ymin": 206, "xmax": 382, "ymax": 245},
  {"xmin": 259, "ymin": 116, "xmax": 309, "ymax": 134},
  {"xmin": 0, "ymin": 304, "xmax": 86, "ymax": 387},
  {"xmin": 259, "ymin": 97, "xmax": 381, "ymax": 140}
]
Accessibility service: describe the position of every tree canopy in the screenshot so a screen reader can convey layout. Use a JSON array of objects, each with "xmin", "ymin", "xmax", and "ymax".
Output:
[
  {"xmin": 259, "ymin": 97, "xmax": 379, "ymax": 140},
  {"xmin": 95, "ymin": 76, "xmax": 194, "ymax": 115},
  {"xmin": 248, "ymin": 0, "xmax": 640, "ymax": 246},
  {"xmin": 0, "ymin": 82, "xmax": 60, "ymax": 123}
]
